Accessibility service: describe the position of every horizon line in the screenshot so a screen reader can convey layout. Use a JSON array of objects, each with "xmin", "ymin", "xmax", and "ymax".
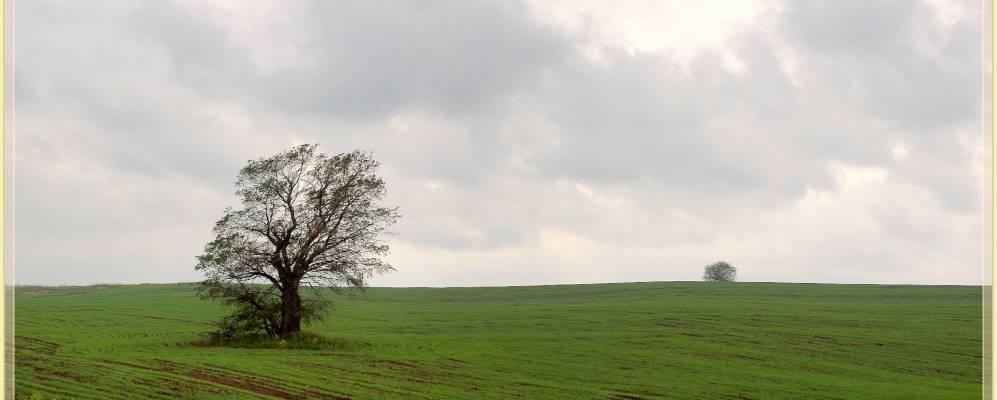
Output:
[{"xmin": 9, "ymin": 279, "xmax": 986, "ymax": 289}]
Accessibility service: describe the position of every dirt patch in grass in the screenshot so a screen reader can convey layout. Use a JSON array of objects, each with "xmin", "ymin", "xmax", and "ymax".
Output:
[
  {"xmin": 49, "ymin": 369, "xmax": 93, "ymax": 383},
  {"xmin": 133, "ymin": 376, "xmax": 226, "ymax": 397},
  {"xmin": 31, "ymin": 367, "xmax": 94, "ymax": 384},
  {"xmin": 610, "ymin": 394, "xmax": 645, "ymax": 400},
  {"xmin": 369, "ymin": 359, "xmax": 421, "ymax": 369}
]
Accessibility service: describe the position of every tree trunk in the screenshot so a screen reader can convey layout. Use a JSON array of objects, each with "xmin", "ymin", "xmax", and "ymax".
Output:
[{"xmin": 279, "ymin": 283, "xmax": 302, "ymax": 336}]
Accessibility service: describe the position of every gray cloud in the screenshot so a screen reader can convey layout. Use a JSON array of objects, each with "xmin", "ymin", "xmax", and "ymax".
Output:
[
  {"xmin": 128, "ymin": 0, "xmax": 569, "ymax": 119},
  {"xmin": 14, "ymin": 0, "xmax": 983, "ymax": 286}
]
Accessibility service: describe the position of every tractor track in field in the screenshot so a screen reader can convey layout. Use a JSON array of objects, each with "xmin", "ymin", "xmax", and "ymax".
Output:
[
  {"xmin": 102, "ymin": 358, "xmax": 353, "ymax": 399},
  {"xmin": 16, "ymin": 336, "xmax": 61, "ymax": 354},
  {"xmin": 184, "ymin": 366, "xmax": 353, "ymax": 400},
  {"xmin": 186, "ymin": 370, "xmax": 305, "ymax": 399}
]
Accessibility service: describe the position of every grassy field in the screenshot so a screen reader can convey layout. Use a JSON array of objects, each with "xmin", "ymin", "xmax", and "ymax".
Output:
[{"xmin": 13, "ymin": 282, "xmax": 981, "ymax": 399}]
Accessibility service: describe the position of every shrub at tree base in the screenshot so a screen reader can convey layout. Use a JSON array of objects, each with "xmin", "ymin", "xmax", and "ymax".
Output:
[
  {"xmin": 204, "ymin": 285, "xmax": 329, "ymax": 340},
  {"xmin": 204, "ymin": 330, "xmax": 364, "ymax": 351}
]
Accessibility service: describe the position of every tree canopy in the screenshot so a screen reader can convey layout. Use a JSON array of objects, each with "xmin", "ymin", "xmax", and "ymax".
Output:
[
  {"xmin": 196, "ymin": 144, "xmax": 399, "ymax": 338},
  {"xmin": 703, "ymin": 261, "xmax": 737, "ymax": 283}
]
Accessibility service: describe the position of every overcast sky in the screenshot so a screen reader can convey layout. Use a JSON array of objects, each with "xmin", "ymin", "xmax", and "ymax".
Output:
[{"xmin": 14, "ymin": 0, "xmax": 984, "ymax": 286}]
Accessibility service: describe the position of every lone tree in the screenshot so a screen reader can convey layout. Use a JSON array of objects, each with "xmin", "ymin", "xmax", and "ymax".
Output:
[
  {"xmin": 196, "ymin": 144, "xmax": 399, "ymax": 338},
  {"xmin": 703, "ymin": 261, "xmax": 737, "ymax": 282}
]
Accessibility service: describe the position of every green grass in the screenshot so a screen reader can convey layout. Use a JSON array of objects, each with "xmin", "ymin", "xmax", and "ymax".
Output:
[{"xmin": 13, "ymin": 282, "xmax": 981, "ymax": 399}]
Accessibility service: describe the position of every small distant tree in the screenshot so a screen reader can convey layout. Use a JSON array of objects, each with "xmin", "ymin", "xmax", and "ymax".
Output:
[
  {"xmin": 703, "ymin": 261, "xmax": 737, "ymax": 282},
  {"xmin": 196, "ymin": 144, "xmax": 400, "ymax": 338}
]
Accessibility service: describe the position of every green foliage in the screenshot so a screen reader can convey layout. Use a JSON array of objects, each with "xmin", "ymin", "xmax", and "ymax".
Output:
[{"xmin": 15, "ymin": 282, "xmax": 981, "ymax": 399}]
